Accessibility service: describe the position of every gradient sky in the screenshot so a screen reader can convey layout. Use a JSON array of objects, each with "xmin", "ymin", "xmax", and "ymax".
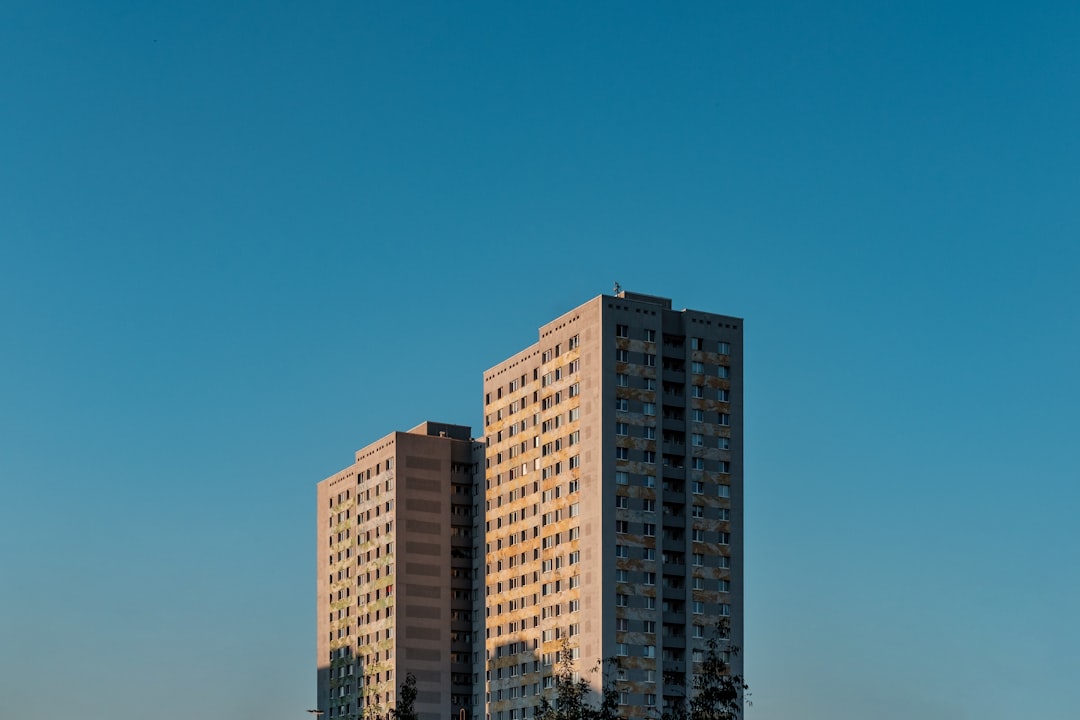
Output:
[{"xmin": 2, "ymin": 2, "xmax": 1078, "ymax": 719}]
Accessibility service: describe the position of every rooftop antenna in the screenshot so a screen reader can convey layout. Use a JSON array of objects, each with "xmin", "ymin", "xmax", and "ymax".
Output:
[{"xmin": 613, "ymin": 281, "xmax": 621, "ymax": 294}]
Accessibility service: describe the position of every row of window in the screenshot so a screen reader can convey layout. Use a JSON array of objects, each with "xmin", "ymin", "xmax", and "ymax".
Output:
[{"xmin": 615, "ymin": 325, "xmax": 732, "ymax": 356}]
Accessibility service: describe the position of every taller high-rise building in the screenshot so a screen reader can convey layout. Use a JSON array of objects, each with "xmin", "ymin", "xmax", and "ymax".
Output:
[{"xmin": 481, "ymin": 291, "xmax": 743, "ymax": 720}]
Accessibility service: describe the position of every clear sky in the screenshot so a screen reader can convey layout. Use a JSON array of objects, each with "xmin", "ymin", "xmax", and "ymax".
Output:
[{"xmin": 1, "ymin": 2, "xmax": 1077, "ymax": 719}]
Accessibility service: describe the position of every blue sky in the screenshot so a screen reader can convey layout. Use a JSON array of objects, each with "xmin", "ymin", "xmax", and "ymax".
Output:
[{"xmin": 2, "ymin": 2, "xmax": 1078, "ymax": 718}]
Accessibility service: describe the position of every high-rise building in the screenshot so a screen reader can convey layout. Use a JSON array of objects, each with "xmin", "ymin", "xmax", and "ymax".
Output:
[
  {"xmin": 481, "ymin": 291, "xmax": 743, "ymax": 720},
  {"xmin": 315, "ymin": 291, "xmax": 744, "ymax": 720},
  {"xmin": 317, "ymin": 422, "xmax": 483, "ymax": 720}
]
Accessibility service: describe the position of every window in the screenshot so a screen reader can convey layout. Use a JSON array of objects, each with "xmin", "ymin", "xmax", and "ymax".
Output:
[
  {"xmin": 615, "ymin": 544, "xmax": 629, "ymax": 558},
  {"xmin": 718, "ymin": 485, "xmax": 730, "ymax": 498},
  {"xmin": 645, "ymin": 694, "xmax": 656, "ymax": 707},
  {"xmin": 644, "ymin": 329, "xmax": 656, "ymax": 342},
  {"xmin": 718, "ymin": 508, "xmax": 730, "ymax": 521},
  {"xmin": 644, "ymin": 572, "xmax": 656, "ymax": 585},
  {"xmin": 616, "ymin": 447, "xmax": 629, "ymax": 460},
  {"xmin": 692, "ymin": 505, "xmax": 704, "ymax": 518},
  {"xmin": 693, "ymin": 529, "xmax": 705, "ymax": 542},
  {"xmin": 615, "ymin": 471, "xmax": 629, "ymax": 485},
  {"xmin": 717, "ymin": 437, "xmax": 730, "ymax": 450},
  {"xmin": 615, "ymin": 349, "xmax": 629, "ymax": 362},
  {"xmin": 616, "ymin": 569, "xmax": 629, "ymax": 582},
  {"xmin": 691, "ymin": 361, "xmax": 704, "ymax": 374},
  {"xmin": 718, "ymin": 579, "xmax": 730, "ymax": 592},
  {"xmin": 643, "ymin": 402, "xmax": 656, "ymax": 416},
  {"xmin": 691, "ymin": 433, "xmax": 704, "ymax": 446},
  {"xmin": 718, "ymin": 341, "xmax": 731, "ymax": 354},
  {"xmin": 692, "ymin": 481, "xmax": 704, "ymax": 494},
  {"xmin": 569, "ymin": 335, "xmax": 579, "ymax": 350},
  {"xmin": 693, "ymin": 577, "xmax": 705, "ymax": 590},
  {"xmin": 718, "ymin": 461, "xmax": 731, "ymax": 473},
  {"xmin": 692, "ymin": 409, "xmax": 704, "ymax": 423},
  {"xmin": 718, "ymin": 532, "xmax": 731, "ymax": 544},
  {"xmin": 616, "ymin": 422, "xmax": 628, "ymax": 436},
  {"xmin": 617, "ymin": 373, "xmax": 629, "ymax": 387},
  {"xmin": 718, "ymin": 365, "xmax": 730, "ymax": 379},
  {"xmin": 693, "ymin": 553, "xmax": 704, "ymax": 566},
  {"xmin": 693, "ymin": 601, "xmax": 704, "ymax": 614},
  {"xmin": 616, "ymin": 520, "xmax": 629, "ymax": 534},
  {"xmin": 616, "ymin": 398, "xmax": 629, "ymax": 412},
  {"xmin": 643, "ymin": 498, "xmax": 655, "ymax": 512},
  {"xmin": 718, "ymin": 389, "xmax": 730, "ymax": 401},
  {"xmin": 616, "ymin": 593, "xmax": 629, "ymax": 607},
  {"xmin": 720, "ymin": 603, "xmax": 731, "ymax": 616},
  {"xmin": 643, "ymin": 645, "xmax": 656, "ymax": 658},
  {"xmin": 643, "ymin": 620, "xmax": 656, "ymax": 634},
  {"xmin": 616, "ymin": 324, "xmax": 629, "ymax": 338},
  {"xmin": 692, "ymin": 458, "xmax": 705, "ymax": 470},
  {"xmin": 643, "ymin": 450, "xmax": 656, "ymax": 464},
  {"xmin": 615, "ymin": 495, "xmax": 629, "ymax": 509},
  {"xmin": 643, "ymin": 353, "xmax": 656, "ymax": 367},
  {"xmin": 719, "ymin": 413, "xmax": 730, "ymax": 426},
  {"xmin": 616, "ymin": 643, "xmax": 629, "ymax": 656},
  {"xmin": 644, "ymin": 523, "xmax": 656, "ymax": 536}
]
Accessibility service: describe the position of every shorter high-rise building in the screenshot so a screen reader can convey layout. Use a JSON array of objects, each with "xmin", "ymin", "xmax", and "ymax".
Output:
[{"xmin": 317, "ymin": 422, "xmax": 483, "ymax": 720}]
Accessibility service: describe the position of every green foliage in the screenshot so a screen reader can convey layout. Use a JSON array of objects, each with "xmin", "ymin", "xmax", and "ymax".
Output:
[
  {"xmin": 391, "ymin": 673, "xmax": 419, "ymax": 720},
  {"xmin": 536, "ymin": 641, "xmax": 618, "ymax": 720},
  {"xmin": 662, "ymin": 620, "xmax": 750, "ymax": 720}
]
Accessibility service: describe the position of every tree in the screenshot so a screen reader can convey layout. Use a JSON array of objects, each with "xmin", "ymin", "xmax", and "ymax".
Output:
[
  {"xmin": 536, "ymin": 641, "xmax": 619, "ymax": 720},
  {"xmin": 391, "ymin": 673, "xmax": 419, "ymax": 720},
  {"xmin": 662, "ymin": 620, "xmax": 750, "ymax": 720}
]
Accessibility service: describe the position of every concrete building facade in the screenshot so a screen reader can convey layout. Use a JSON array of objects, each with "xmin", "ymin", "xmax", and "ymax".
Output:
[
  {"xmin": 317, "ymin": 422, "xmax": 484, "ymax": 720},
  {"xmin": 481, "ymin": 292, "xmax": 743, "ymax": 720}
]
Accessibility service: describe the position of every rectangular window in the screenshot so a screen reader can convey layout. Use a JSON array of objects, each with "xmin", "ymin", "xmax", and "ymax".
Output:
[
  {"xmin": 718, "ymin": 389, "xmax": 730, "ymax": 401},
  {"xmin": 719, "ymin": 413, "xmax": 730, "ymax": 426},
  {"xmin": 616, "ymin": 398, "xmax": 629, "ymax": 412},
  {"xmin": 643, "ymin": 353, "xmax": 656, "ymax": 367},
  {"xmin": 616, "ymin": 593, "xmax": 629, "ymax": 607},
  {"xmin": 692, "ymin": 481, "xmax": 704, "ymax": 494},
  {"xmin": 615, "ymin": 471, "xmax": 629, "ymax": 485},
  {"xmin": 693, "ymin": 529, "xmax": 705, "ymax": 542},
  {"xmin": 615, "ymin": 349, "xmax": 629, "ymax": 362},
  {"xmin": 692, "ymin": 458, "xmax": 705, "ymax": 470},
  {"xmin": 717, "ymin": 437, "xmax": 730, "ymax": 450},
  {"xmin": 693, "ymin": 553, "xmax": 704, "ymax": 566},
  {"xmin": 616, "ymin": 324, "xmax": 629, "ymax": 337},
  {"xmin": 615, "ymin": 544, "xmax": 629, "ymax": 558},
  {"xmin": 718, "ymin": 341, "xmax": 731, "ymax": 354},
  {"xmin": 691, "ymin": 433, "xmax": 704, "ymax": 446},
  {"xmin": 718, "ymin": 365, "xmax": 730, "ymax": 379},
  {"xmin": 616, "ymin": 422, "xmax": 628, "ymax": 436},
  {"xmin": 617, "ymin": 373, "xmax": 629, "ymax": 387},
  {"xmin": 720, "ymin": 603, "xmax": 731, "ymax": 616},
  {"xmin": 616, "ymin": 447, "xmax": 629, "ymax": 460},
  {"xmin": 643, "ymin": 403, "xmax": 656, "ymax": 416},
  {"xmin": 643, "ymin": 645, "xmax": 655, "ymax": 658},
  {"xmin": 643, "ymin": 450, "xmax": 656, "ymax": 464},
  {"xmin": 644, "ymin": 329, "xmax": 656, "ymax": 342},
  {"xmin": 691, "ymin": 361, "xmax": 704, "ymax": 374},
  {"xmin": 569, "ymin": 335, "xmax": 579, "ymax": 350},
  {"xmin": 718, "ymin": 532, "xmax": 731, "ymax": 544},
  {"xmin": 693, "ymin": 601, "xmax": 704, "ymax": 614},
  {"xmin": 644, "ymin": 572, "xmax": 656, "ymax": 585},
  {"xmin": 644, "ymin": 524, "xmax": 656, "ymax": 536},
  {"xmin": 718, "ymin": 485, "xmax": 731, "ymax": 498},
  {"xmin": 616, "ymin": 520, "xmax": 629, "ymax": 534},
  {"xmin": 615, "ymin": 495, "xmax": 629, "ymax": 509}
]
